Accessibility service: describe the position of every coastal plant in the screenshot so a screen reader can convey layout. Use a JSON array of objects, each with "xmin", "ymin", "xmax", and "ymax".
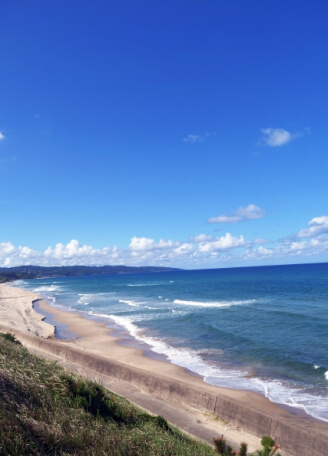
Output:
[
  {"xmin": 0, "ymin": 332, "xmax": 22, "ymax": 345},
  {"xmin": 213, "ymin": 435, "xmax": 282, "ymax": 456},
  {"xmin": 213, "ymin": 435, "xmax": 236, "ymax": 455},
  {"xmin": 239, "ymin": 442, "xmax": 248, "ymax": 456},
  {"xmin": 251, "ymin": 436, "xmax": 281, "ymax": 456}
]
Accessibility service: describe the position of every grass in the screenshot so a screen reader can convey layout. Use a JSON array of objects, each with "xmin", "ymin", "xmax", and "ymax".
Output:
[{"xmin": 0, "ymin": 332, "xmax": 216, "ymax": 455}]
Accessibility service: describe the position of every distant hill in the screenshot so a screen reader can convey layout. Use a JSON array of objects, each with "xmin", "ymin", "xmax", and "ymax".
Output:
[{"xmin": 0, "ymin": 265, "xmax": 182, "ymax": 283}]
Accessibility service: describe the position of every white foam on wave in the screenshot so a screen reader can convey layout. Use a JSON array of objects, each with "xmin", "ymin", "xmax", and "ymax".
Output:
[
  {"xmin": 107, "ymin": 314, "xmax": 244, "ymax": 380},
  {"xmin": 76, "ymin": 292, "xmax": 115, "ymax": 305},
  {"xmin": 79, "ymin": 292, "xmax": 114, "ymax": 299},
  {"xmin": 11, "ymin": 280, "xmax": 27, "ymax": 287},
  {"xmin": 206, "ymin": 374, "xmax": 328, "ymax": 423},
  {"xmin": 173, "ymin": 299, "xmax": 256, "ymax": 308},
  {"xmin": 256, "ymin": 378, "xmax": 328, "ymax": 422},
  {"xmin": 33, "ymin": 284, "xmax": 62, "ymax": 293},
  {"xmin": 46, "ymin": 301, "xmax": 328, "ymax": 424},
  {"xmin": 314, "ymin": 365, "xmax": 320, "ymax": 369},
  {"xmin": 119, "ymin": 299, "xmax": 140, "ymax": 307},
  {"xmin": 77, "ymin": 294, "xmax": 90, "ymax": 305},
  {"xmin": 172, "ymin": 310, "xmax": 187, "ymax": 315},
  {"xmin": 104, "ymin": 313, "xmax": 328, "ymax": 423}
]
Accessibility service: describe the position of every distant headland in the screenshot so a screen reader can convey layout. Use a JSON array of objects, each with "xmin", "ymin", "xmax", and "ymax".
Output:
[{"xmin": 0, "ymin": 265, "xmax": 182, "ymax": 283}]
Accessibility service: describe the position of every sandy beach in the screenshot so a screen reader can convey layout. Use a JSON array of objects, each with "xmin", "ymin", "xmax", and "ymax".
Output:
[
  {"xmin": 1, "ymin": 283, "xmax": 328, "ymax": 456},
  {"xmin": 0, "ymin": 283, "xmax": 54, "ymax": 338}
]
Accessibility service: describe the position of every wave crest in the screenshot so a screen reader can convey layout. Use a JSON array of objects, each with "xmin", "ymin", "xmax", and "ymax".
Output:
[{"xmin": 173, "ymin": 299, "xmax": 256, "ymax": 308}]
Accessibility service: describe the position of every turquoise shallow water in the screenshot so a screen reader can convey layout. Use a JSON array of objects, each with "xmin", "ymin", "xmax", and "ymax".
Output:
[{"xmin": 15, "ymin": 262, "xmax": 328, "ymax": 422}]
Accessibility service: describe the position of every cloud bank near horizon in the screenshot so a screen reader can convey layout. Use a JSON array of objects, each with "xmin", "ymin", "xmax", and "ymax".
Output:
[{"xmin": 1, "ymin": 216, "xmax": 327, "ymax": 268}]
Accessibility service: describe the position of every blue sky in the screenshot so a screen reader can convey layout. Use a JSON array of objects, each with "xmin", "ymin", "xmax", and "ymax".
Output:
[{"xmin": 0, "ymin": 1, "xmax": 327, "ymax": 268}]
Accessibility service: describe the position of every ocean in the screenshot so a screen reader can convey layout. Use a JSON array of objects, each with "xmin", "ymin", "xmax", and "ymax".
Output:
[{"xmin": 14, "ymin": 262, "xmax": 328, "ymax": 422}]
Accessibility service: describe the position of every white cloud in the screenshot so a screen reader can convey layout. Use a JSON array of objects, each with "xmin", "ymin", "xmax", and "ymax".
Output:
[
  {"xmin": 44, "ymin": 239, "xmax": 103, "ymax": 260},
  {"xmin": 260, "ymin": 128, "xmax": 296, "ymax": 147},
  {"xmin": 254, "ymin": 238, "xmax": 270, "ymax": 244},
  {"xmin": 0, "ymin": 242, "xmax": 16, "ymax": 256},
  {"xmin": 2, "ymin": 216, "xmax": 328, "ymax": 269},
  {"xmin": 183, "ymin": 132, "xmax": 215, "ymax": 143},
  {"xmin": 199, "ymin": 233, "xmax": 246, "ymax": 252},
  {"xmin": 208, "ymin": 204, "xmax": 265, "ymax": 224},
  {"xmin": 257, "ymin": 246, "xmax": 274, "ymax": 255},
  {"xmin": 190, "ymin": 234, "xmax": 214, "ymax": 243},
  {"xmin": 297, "ymin": 216, "xmax": 328, "ymax": 238},
  {"xmin": 243, "ymin": 217, "xmax": 328, "ymax": 262},
  {"xmin": 209, "ymin": 215, "xmax": 240, "ymax": 223},
  {"xmin": 281, "ymin": 237, "xmax": 328, "ymax": 257},
  {"xmin": 129, "ymin": 237, "xmax": 175, "ymax": 251},
  {"xmin": 173, "ymin": 243, "xmax": 194, "ymax": 255},
  {"xmin": 235, "ymin": 205, "xmax": 265, "ymax": 219},
  {"xmin": 0, "ymin": 132, "xmax": 6, "ymax": 141},
  {"xmin": 183, "ymin": 134, "xmax": 203, "ymax": 143},
  {"xmin": 0, "ymin": 233, "xmax": 249, "ymax": 268}
]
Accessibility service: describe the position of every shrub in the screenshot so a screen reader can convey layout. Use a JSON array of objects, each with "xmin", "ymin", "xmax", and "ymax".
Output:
[
  {"xmin": 0, "ymin": 332, "xmax": 22, "ymax": 345},
  {"xmin": 213, "ymin": 435, "xmax": 281, "ymax": 456}
]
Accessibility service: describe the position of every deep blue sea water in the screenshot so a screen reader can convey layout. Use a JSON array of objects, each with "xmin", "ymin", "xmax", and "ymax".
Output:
[{"xmin": 14, "ymin": 263, "xmax": 328, "ymax": 422}]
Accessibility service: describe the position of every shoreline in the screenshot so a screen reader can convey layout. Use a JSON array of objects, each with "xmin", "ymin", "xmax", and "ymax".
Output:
[
  {"xmin": 34, "ymin": 293, "xmax": 324, "ymax": 424},
  {"xmin": 1, "ymin": 283, "xmax": 328, "ymax": 456}
]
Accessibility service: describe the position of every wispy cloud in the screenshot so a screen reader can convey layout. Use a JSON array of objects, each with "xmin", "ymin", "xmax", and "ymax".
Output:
[
  {"xmin": 183, "ymin": 134, "xmax": 203, "ymax": 143},
  {"xmin": 183, "ymin": 132, "xmax": 215, "ymax": 143},
  {"xmin": 0, "ymin": 132, "xmax": 6, "ymax": 141},
  {"xmin": 208, "ymin": 204, "xmax": 265, "ymax": 224},
  {"xmin": 260, "ymin": 128, "xmax": 298, "ymax": 147}
]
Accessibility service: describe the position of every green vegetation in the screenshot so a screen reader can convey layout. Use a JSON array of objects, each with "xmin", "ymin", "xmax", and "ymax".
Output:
[
  {"xmin": 252, "ymin": 436, "xmax": 281, "ymax": 456},
  {"xmin": 0, "ymin": 332, "xmax": 214, "ymax": 455},
  {"xmin": 213, "ymin": 435, "xmax": 281, "ymax": 456},
  {"xmin": 0, "ymin": 265, "xmax": 181, "ymax": 283},
  {"xmin": 0, "ymin": 333, "xmax": 282, "ymax": 455},
  {"xmin": 0, "ymin": 271, "xmax": 35, "ymax": 283}
]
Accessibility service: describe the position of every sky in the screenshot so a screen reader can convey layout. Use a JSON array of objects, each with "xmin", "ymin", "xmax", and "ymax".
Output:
[{"xmin": 0, "ymin": 0, "xmax": 327, "ymax": 269}]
